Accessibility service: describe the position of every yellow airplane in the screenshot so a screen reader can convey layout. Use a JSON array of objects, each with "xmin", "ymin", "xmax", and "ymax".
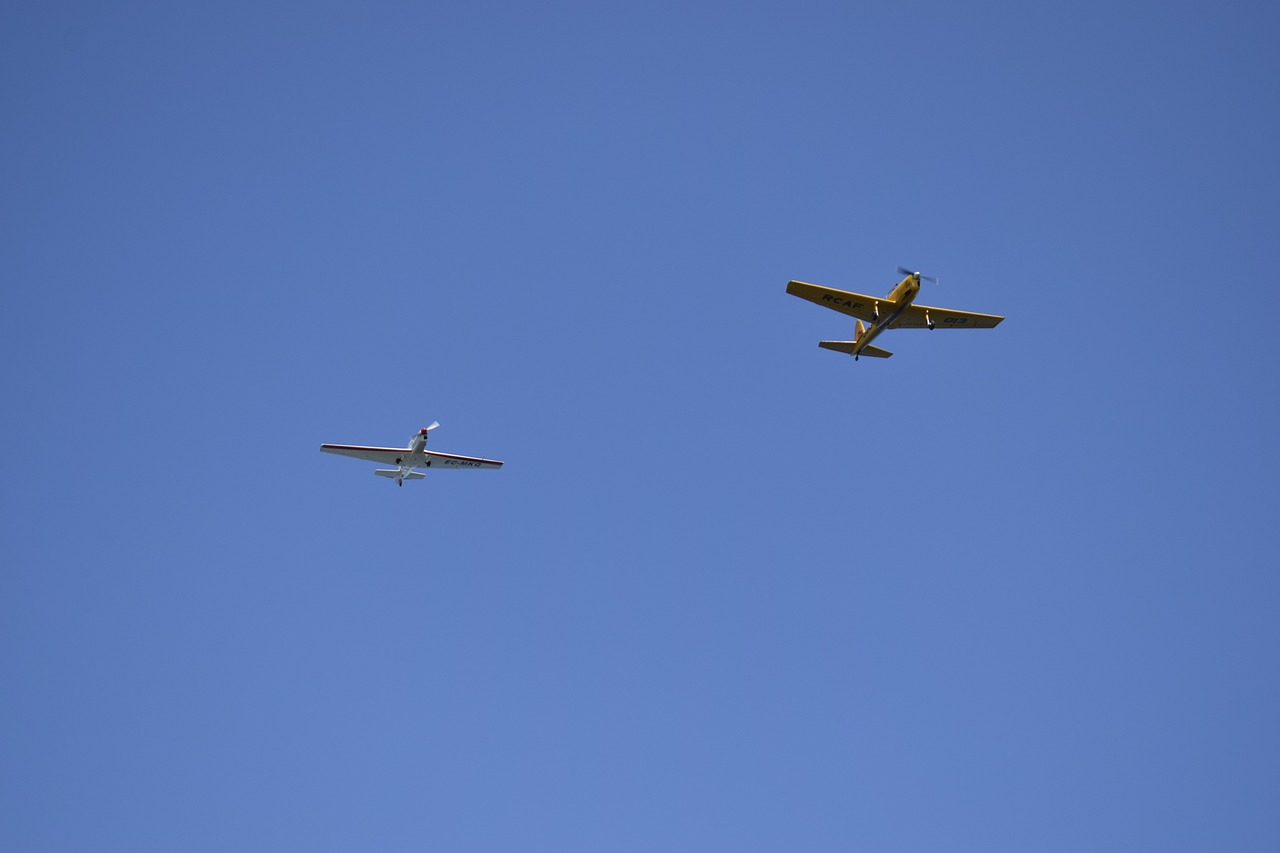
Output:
[{"xmin": 786, "ymin": 267, "xmax": 1004, "ymax": 361}]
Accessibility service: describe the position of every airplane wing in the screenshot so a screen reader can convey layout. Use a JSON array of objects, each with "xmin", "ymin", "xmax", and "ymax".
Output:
[
  {"xmin": 320, "ymin": 444, "xmax": 408, "ymax": 465},
  {"xmin": 424, "ymin": 450, "xmax": 504, "ymax": 469},
  {"xmin": 786, "ymin": 280, "xmax": 884, "ymax": 322},
  {"xmin": 891, "ymin": 303, "xmax": 1004, "ymax": 329}
]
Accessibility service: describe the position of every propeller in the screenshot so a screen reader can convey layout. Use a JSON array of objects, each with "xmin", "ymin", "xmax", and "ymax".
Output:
[
  {"xmin": 897, "ymin": 266, "xmax": 939, "ymax": 285},
  {"xmin": 420, "ymin": 421, "xmax": 440, "ymax": 435}
]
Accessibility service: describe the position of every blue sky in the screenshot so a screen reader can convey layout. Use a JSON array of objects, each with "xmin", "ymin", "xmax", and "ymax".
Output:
[{"xmin": 3, "ymin": 1, "xmax": 1279, "ymax": 850}]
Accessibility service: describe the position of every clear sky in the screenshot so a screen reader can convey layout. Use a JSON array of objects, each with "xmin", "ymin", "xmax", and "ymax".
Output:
[{"xmin": 3, "ymin": 1, "xmax": 1279, "ymax": 850}]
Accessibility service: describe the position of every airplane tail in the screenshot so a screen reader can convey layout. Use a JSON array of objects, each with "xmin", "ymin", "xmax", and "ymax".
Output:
[
  {"xmin": 818, "ymin": 340, "xmax": 893, "ymax": 358},
  {"xmin": 374, "ymin": 469, "xmax": 426, "ymax": 480},
  {"xmin": 814, "ymin": 318, "xmax": 892, "ymax": 358}
]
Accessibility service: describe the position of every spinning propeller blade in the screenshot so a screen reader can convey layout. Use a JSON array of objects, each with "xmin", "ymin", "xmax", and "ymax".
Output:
[{"xmin": 897, "ymin": 266, "xmax": 939, "ymax": 285}]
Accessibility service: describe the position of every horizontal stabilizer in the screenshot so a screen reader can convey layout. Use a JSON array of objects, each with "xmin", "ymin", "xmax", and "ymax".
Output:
[
  {"xmin": 819, "ymin": 340, "xmax": 893, "ymax": 358},
  {"xmin": 374, "ymin": 469, "xmax": 426, "ymax": 480}
]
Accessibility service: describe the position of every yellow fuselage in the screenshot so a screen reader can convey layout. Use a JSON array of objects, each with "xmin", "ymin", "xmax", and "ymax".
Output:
[{"xmin": 855, "ymin": 275, "xmax": 920, "ymax": 354}]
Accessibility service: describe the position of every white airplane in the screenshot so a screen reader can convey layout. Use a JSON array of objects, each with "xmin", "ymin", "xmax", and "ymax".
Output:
[{"xmin": 320, "ymin": 422, "xmax": 504, "ymax": 487}]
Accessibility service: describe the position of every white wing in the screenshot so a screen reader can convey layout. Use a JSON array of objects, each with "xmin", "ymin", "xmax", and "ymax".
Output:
[
  {"xmin": 320, "ymin": 444, "xmax": 408, "ymax": 465},
  {"xmin": 423, "ymin": 450, "xmax": 504, "ymax": 470}
]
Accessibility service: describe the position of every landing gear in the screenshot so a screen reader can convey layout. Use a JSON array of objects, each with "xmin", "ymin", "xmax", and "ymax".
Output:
[
  {"xmin": 926, "ymin": 310, "xmax": 935, "ymax": 330},
  {"xmin": 398, "ymin": 479, "xmax": 403, "ymax": 487}
]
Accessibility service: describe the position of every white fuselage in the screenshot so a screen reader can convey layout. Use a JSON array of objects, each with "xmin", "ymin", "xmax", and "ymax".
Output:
[{"xmin": 390, "ymin": 431, "xmax": 431, "ymax": 484}]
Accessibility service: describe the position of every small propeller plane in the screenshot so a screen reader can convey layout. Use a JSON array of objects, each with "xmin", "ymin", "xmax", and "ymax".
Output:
[
  {"xmin": 786, "ymin": 267, "xmax": 1004, "ymax": 361},
  {"xmin": 320, "ymin": 422, "xmax": 503, "ymax": 487}
]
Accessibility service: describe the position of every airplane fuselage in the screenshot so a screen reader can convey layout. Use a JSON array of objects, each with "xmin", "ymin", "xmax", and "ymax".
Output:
[
  {"xmin": 854, "ymin": 274, "xmax": 920, "ymax": 356},
  {"xmin": 389, "ymin": 431, "xmax": 432, "ymax": 484},
  {"xmin": 408, "ymin": 432, "xmax": 427, "ymax": 455}
]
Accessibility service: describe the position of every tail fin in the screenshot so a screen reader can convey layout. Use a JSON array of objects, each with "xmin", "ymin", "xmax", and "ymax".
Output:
[{"xmin": 856, "ymin": 319, "xmax": 866, "ymax": 341}]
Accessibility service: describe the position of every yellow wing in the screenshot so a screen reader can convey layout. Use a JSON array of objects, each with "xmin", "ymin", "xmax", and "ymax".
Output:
[
  {"xmin": 786, "ymin": 280, "xmax": 884, "ymax": 323},
  {"xmin": 891, "ymin": 303, "xmax": 1004, "ymax": 329}
]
